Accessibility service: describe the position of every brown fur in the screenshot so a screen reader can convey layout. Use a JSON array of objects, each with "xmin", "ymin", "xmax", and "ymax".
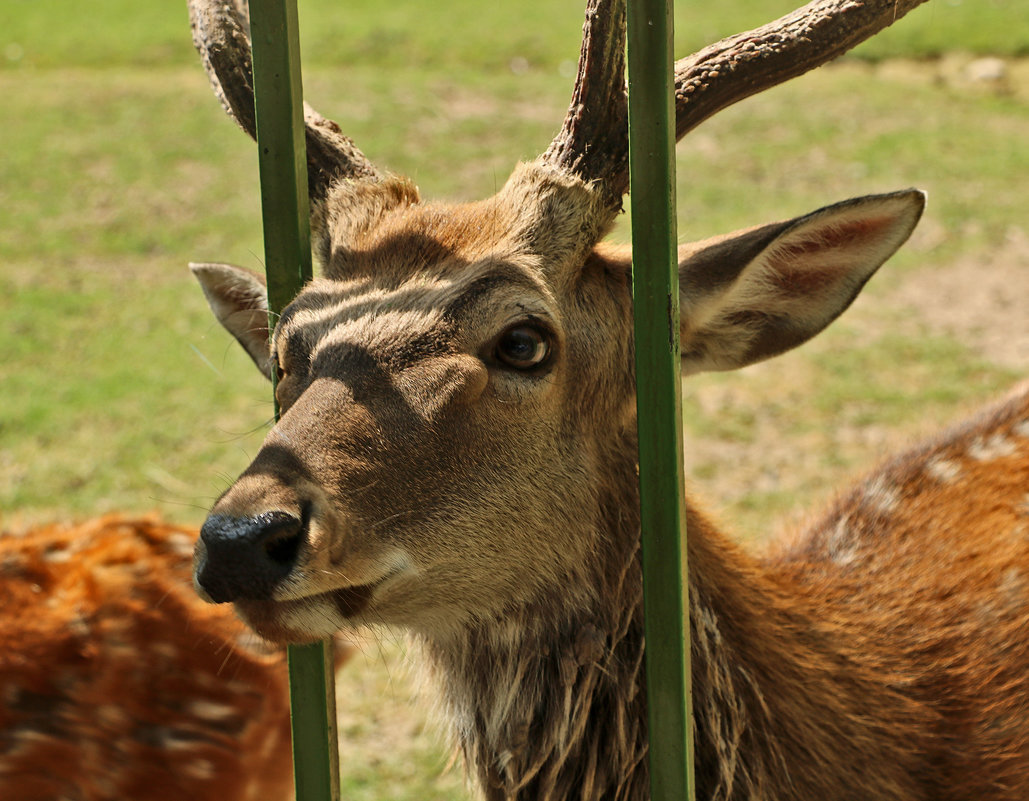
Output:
[{"xmin": 0, "ymin": 516, "xmax": 311, "ymax": 801}]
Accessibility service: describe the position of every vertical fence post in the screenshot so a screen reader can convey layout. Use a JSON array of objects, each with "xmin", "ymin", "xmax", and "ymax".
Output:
[
  {"xmin": 247, "ymin": 1, "xmax": 341, "ymax": 799},
  {"xmin": 626, "ymin": 0, "xmax": 695, "ymax": 799}
]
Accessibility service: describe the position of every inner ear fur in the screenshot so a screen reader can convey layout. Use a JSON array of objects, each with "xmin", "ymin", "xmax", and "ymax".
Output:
[
  {"xmin": 190, "ymin": 262, "xmax": 274, "ymax": 379},
  {"xmin": 677, "ymin": 189, "xmax": 925, "ymax": 374}
]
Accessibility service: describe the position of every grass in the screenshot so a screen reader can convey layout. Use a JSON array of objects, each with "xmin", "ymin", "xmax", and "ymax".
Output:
[
  {"xmin": 334, "ymin": 637, "xmax": 469, "ymax": 800},
  {"xmin": 8, "ymin": 59, "xmax": 1025, "ymax": 525},
  {"xmin": 3, "ymin": 0, "xmax": 1025, "ymax": 72},
  {"xmin": 1, "ymin": 0, "xmax": 1026, "ymax": 797}
]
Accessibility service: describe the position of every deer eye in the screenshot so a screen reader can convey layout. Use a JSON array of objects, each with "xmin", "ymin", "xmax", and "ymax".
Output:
[{"xmin": 495, "ymin": 325, "xmax": 551, "ymax": 370}]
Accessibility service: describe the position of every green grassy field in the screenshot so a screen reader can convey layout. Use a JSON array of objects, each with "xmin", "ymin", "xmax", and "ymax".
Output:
[
  {"xmin": 3, "ymin": 0, "xmax": 1025, "ymax": 71},
  {"xmin": 1, "ymin": 0, "xmax": 1026, "ymax": 797},
  {"xmin": 2, "ymin": 0, "xmax": 1025, "ymax": 527}
]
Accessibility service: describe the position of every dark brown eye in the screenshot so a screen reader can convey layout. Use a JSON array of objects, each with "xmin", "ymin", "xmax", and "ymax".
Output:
[{"xmin": 495, "ymin": 325, "xmax": 551, "ymax": 370}]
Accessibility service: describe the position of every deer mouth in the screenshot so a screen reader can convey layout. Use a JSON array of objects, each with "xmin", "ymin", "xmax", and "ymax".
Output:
[
  {"xmin": 233, "ymin": 567, "xmax": 407, "ymax": 643},
  {"xmin": 330, "ymin": 583, "xmax": 375, "ymax": 617},
  {"xmin": 233, "ymin": 589, "xmax": 371, "ymax": 643}
]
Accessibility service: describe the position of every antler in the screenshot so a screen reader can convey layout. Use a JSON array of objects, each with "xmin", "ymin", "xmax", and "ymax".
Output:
[
  {"xmin": 672, "ymin": 0, "xmax": 931, "ymax": 141},
  {"xmin": 543, "ymin": 0, "xmax": 932, "ymax": 205},
  {"xmin": 190, "ymin": 0, "xmax": 932, "ymax": 216},
  {"xmin": 188, "ymin": 0, "xmax": 380, "ymax": 205},
  {"xmin": 541, "ymin": 0, "xmax": 629, "ymax": 207}
]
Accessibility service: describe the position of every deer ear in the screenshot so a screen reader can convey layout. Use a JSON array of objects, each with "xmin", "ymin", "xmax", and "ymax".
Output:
[
  {"xmin": 190, "ymin": 262, "xmax": 274, "ymax": 380},
  {"xmin": 678, "ymin": 190, "xmax": 925, "ymax": 375}
]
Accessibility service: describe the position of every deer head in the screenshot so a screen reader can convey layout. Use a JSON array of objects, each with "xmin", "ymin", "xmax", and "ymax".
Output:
[{"xmin": 189, "ymin": 0, "xmax": 928, "ymax": 644}]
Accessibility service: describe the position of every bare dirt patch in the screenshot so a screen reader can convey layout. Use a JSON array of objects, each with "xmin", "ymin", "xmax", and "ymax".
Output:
[
  {"xmin": 841, "ymin": 54, "xmax": 1029, "ymax": 103},
  {"xmin": 890, "ymin": 226, "xmax": 1029, "ymax": 369}
]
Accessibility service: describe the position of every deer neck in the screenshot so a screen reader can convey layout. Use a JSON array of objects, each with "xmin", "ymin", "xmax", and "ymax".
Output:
[
  {"xmin": 686, "ymin": 505, "xmax": 936, "ymax": 800},
  {"xmin": 419, "ymin": 433, "xmax": 649, "ymax": 801},
  {"xmin": 419, "ymin": 434, "xmax": 933, "ymax": 801}
]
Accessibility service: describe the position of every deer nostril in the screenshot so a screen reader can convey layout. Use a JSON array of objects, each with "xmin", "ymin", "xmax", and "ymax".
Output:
[
  {"xmin": 196, "ymin": 509, "xmax": 309, "ymax": 603},
  {"xmin": 247, "ymin": 509, "xmax": 307, "ymax": 569},
  {"xmin": 262, "ymin": 508, "xmax": 307, "ymax": 565}
]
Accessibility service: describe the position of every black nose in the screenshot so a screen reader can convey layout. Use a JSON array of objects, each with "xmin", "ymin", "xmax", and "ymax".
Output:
[{"xmin": 195, "ymin": 511, "xmax": 305, "ymax": 603}]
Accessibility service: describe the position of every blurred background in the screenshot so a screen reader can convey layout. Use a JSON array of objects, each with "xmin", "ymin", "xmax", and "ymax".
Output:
[{"xmin": 1, "ymin": 0, "xmax": 1026, "ymax": 796}]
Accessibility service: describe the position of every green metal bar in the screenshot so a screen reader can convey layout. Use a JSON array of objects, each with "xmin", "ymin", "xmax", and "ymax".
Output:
[
  {"xmin": 250, "ymin": 0, "xmax": 314, "ymax": 316},
  {"xmin": 287, "ymin": 641, "xmax": 341, "ymax": 801},
  {"xmin": 248, "ymin": 1, "xmax": 341, "ymax": 799},
  {"xmin": 626, "ymin": 0, "xmax": 695, "ymax": 798}
]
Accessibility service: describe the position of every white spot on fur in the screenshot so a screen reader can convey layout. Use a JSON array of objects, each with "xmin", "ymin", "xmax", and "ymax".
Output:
[
  {"xmin": 968, "ymin": 433, "xmax": 1017, "ymax": 462},
  {"xmin": 188, "ymin": 700, "xmax": 239, "ymax": 721},
  {"xmin": 182, "ymin": 758, "xmax": 216, "ymax": 780},
  {"xmin": 259, "ymin": 728, "xmax": 281, "ymax": 759},
  {"xmin": 67, "ymin": 614, "xmax": 89, "ymax": 638},
  {"xmin": 925, "ymin": 455, "xmax": 962, "ymax": 484},
  {"xmin": 987, "ymin": 568, "xmax": 1028, "ymax": 621},
  {"xmin": 862, "ymin": 476, "xmax": 900, "ymax": 514},
  {"xmin": 167, "ymin": 531, "xmax": 194, "ymax": 557},
  {"xmin": 97, "ymin": 704, "xmax": 129, "ymax": 729},
  {"xmin": 828, "ymin": 516, "xmax": 858, "ymax": 565},
  {"xmin": 1013, "ymin": 419, "xmax": 1029, "ymax": 439},
  {"xmin": 999, "ymin": 568, "xmax": 1026, "ymax": 599},
  {"xmin": 14, "ymin": 730, "xmax": 52, "ymax": 745},
  {"xmin": 976, "ymin": 568, "xmax": 1028, "ymax": 623},
  {"xmin": 162, "ymin": 731, "xmax": 205, "ymax": 751},
  {"xmin": 191, "ymin": 671, "xmax": 220, "ymax": 690},
  {"xmin": 150, "ymin": 641, "xmax": 180, "ymax": 661},
  {"xmin": 0, "ymin": 553, "xmax": 27, "ymax": 576},
  {"xmin": 42, "ymin": 547, "xmax": 71, "ymax": 564},
  {"xmin": 245, "ymin": 776, "xmax": 265, "ymax": 801}
]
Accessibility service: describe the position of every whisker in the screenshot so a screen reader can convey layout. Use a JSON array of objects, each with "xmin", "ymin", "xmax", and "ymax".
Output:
[{"xmin": 189, "ymin": 343, "xmax": 223, "ymax": 376}]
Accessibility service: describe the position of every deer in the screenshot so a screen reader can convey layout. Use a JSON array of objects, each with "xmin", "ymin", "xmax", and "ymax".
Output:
[
  {"xmin": 0, "ymin": 515, "xmax": 345, "ymax": 801},
  {"xmin": 185, "ymin": 0, "xmax": 1029, "ymax": 798}
]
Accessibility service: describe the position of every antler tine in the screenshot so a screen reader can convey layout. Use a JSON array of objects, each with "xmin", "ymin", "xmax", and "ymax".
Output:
[
  {"xmin": 188, "ymin": 0, "xmax": 380, "ymax": 204},
  {"xmin": 544, "ymin": 0, "xmax": 932, "ymax": 207},
  {"xmin": 671, "ymin": 0, "xmax": 932, "ymax": 142},
  {"xmin": 541, "ymin": 0, "xmax": 630, "ymax": 208}
]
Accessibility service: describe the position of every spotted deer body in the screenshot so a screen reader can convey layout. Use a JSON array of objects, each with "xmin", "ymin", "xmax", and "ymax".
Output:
[
  {"xmin": 185, "ymin": 0, "xmax": 1028, "ymax": 798},
  {"xmin": 0, "ymin": 517, "xmax": 298, "ymax": 801},
  {"xmin": 689, "ymin": 383, "xmax": 1029, "ymax": 800}
]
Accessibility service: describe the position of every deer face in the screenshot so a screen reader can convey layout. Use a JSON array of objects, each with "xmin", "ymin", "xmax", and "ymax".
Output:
[
  {"xmin": 187, "ymin": 0, "xmax": 927, "ymax": 644},
  {"xmin": 193, "ymin": 160, "xmax": 923, "ymax": 643},
  {"xmin": 193, "ymin": 165, "xmax": 639, "ymax": 642}
]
